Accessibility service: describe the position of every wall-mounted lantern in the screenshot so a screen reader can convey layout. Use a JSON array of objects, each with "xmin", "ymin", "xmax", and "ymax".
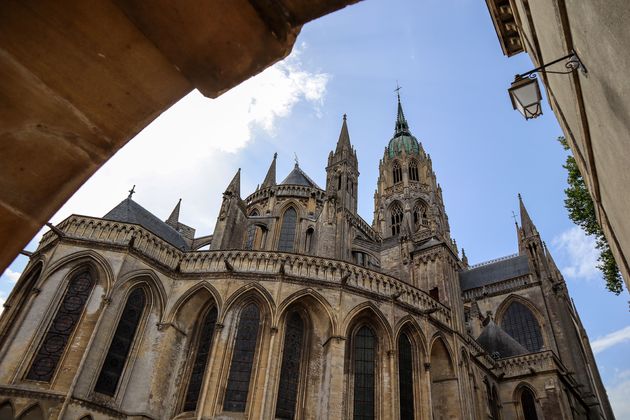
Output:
[{"xmin": 509, "ymin": 51, "xmax": 586, "ymax": 120}]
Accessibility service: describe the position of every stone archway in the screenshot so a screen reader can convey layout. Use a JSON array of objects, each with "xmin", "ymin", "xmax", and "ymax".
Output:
[{"xmin": 430, "ymin": 337, "xmax": 461, "ymax": 419}]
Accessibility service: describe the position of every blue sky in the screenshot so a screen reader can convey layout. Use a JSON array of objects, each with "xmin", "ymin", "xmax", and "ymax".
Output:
[{"xmin": 1, "ymin": 0, "xmax": 629, "ymax": 415}]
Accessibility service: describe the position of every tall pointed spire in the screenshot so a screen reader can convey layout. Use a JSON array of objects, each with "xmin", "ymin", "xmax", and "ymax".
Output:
[
  {"xmin": 166, "ymin": 198, "xmax": 181, "ymax": 226},
  {"xmin": 225, "ymin": 168, "xmax": 241, "ymax": 197},
  {"xmin": 518, "ymin": 193, "xmax": 537, "ymax": 236},
  {"xmin": 261, "ymin": 153, "xmax": 277, "ymax": 188},
  {"xmin": 394, "ymin": 90, "xmax": 411, "ymax": 137},
  {"xmin": 335, "ymin": 113, "xmax": 352, "ymax": 153}
]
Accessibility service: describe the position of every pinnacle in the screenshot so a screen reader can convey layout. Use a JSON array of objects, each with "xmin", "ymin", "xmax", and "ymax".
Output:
[
  {"xmin": 335, "ymin": 113, "xmax": 352, "ymax": 154},
  {"xmin": 261, "ymin": 153, "xmax": 277, "ymax": 188},
  {"xmin": 518, "ymin": 193, "xmax": 537, "ymax": 236},
  {"xmin": 225, "ymin": 168, "xmax": 241, "ymax": 197},
  {"xmin": 166, "ymin": 198, "xmax": 181, "ymax": 226}
]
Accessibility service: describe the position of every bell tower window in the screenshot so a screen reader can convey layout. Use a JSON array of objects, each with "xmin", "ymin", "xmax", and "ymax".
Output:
[
  {"xmin": 390, "ymin": 204, "xmax": 403, "ymax": 236},
  {"xmin": 408, "ymin": 159, "xmax": 419, "ymax": 182},
  {"xmin": 392, "ymin": 161, "xmax": 402, "ymax": 184}
]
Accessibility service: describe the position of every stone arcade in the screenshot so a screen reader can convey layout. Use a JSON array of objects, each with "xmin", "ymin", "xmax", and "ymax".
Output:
[{"xmin": 0, "ymin": 95, "xmax": 613, "ymax": 419}]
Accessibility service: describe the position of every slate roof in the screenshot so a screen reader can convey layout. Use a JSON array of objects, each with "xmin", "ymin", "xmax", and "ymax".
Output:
[
  {"xmin": 103, "ymin": 198, "xmax": 189, "ymax": 250},
  {"xmin": 459, "ymin": 254, "xmax": 530, "ymax": 291},
  {"xmin": 476, "ymin": 320, "xmax": 528, "ymax": 359},
  {"xmin": 280, "ymin": 164, "xmax": 321, "ymax": 189}
]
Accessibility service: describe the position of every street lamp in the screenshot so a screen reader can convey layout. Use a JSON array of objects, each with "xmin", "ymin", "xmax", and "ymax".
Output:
[
  {"xmin": 508, "ymin": 76, "xmax": 543, "ymax": 120},
  {"xmin": 508, "ymin": 51, "xmax": 586, "ymax": 120}
]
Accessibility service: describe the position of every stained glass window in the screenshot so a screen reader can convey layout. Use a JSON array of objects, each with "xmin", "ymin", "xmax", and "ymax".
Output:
[
  {"xmin": 500, "ymin": 301, "xmax": 543, "ymax": 352},
  {"xmin": 94, "ymin": 287, "xmax": 146, "ymax": 396},
  {"xmin": 275, "ymin": 312, "xmax": 305, "ymax": 419},
  {"xmin": 223, "ymin": 303, "xmax": 260, "ymax": 412},
  {"xmin": 390, "ymin": 204, "xmax": 403, "ymax": 236},
  {"xmin": 183, "ymin": 306, "xmax": 218, "ymax": 412},
  {"xmin": 398, "ymin": 333, "xmax": 414, "ymax": 419},
  {"xmin": 278, "ymin": 208, "xmax": 297, "ymax": 252},
  {"xmin": 26, "ymin": 269, "xmax": 95, "ymax": 382},
  {"xmin": 392, "ymin": 161, "xmax": 402, "ymax": 184},
  {"xmin": 521, "ymin": 388, "xmax": 538, "ymax": 420},
  {"xmin": 408, "ymin": 160, "xmax": 419, "ymax": 182},
  {"xmin": 353, "ymin": 326, "xmax": 376, "ymax": 420}
]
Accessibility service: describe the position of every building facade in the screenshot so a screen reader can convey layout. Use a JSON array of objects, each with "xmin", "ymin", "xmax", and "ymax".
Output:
[
  {"xmin": 0, "ymin": 96, "xmax": 613, "ymax": 419},
  {"xmin": 485, "ymin": 0, "xmax": 630, "ymax": 290}
]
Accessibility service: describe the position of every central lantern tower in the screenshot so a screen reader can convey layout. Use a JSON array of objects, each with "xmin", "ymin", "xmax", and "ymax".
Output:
[{"xmin": 373, "ymin": 93, "xmax": 465, "ymax": 330}]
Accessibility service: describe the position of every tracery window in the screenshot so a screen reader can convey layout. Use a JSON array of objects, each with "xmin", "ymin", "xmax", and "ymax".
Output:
[
  {"xmin": 408, "ymin": 160, "xmax": 419, "ymax": 182},
  {"xmin": 183, "ymin": 306, "xmax": 218, "ymax": 412},
  {"xmin": 94, "ymin": 287, "xmax": 146, "ymax": 396},
  {"xmin": 412, "ymin": 203, "xmax": 426, "ymax": 229},
  {"xmin": 390, "ymin": 204, "xmax": 403, "ymax": 236},
  {"xmin": 223, "ymin": 303, "xmax": 260, "ymax": 412},
  {"xmin": 26, "ymin": 269, "xmax": 95, "ymax": 382},
  {"xmin": 278, "ymin": 207, "xmax": 297, "ymax": 252},
  {"xmin": 353, "ymin": 326, "xmax": 376, "ymax": 420},
  {"xmin": 398, "ymin": 333, "xmax": 414, "ymax": 419},
  {"xmin": 392, "ymin": 161, "xmax": 402, "ymax": 184},
  {"xmin": 520, "ymin": 388, "xmax": 539, "ymax": 420},
  {"xmin": 275, "ymin": 312, "xmax": 305, "ymax": 419},
  {"xmin": 500, "ymin": 301, "xmax": 543, "ymax": 352}
]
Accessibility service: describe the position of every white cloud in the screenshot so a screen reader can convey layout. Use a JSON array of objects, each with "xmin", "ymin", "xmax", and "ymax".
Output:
[
  {"xmin": 591, "ymin": 326, "xmax": 630, "ymax": 354},
  {"xmin": 1, "ymin": 268, "xmax": 21, "ymax": 283},
  {"xmin": 0, "ymin": 295, "xmax": 4, "ymax": 316},
  {"xmin": 45, "ymin": 43, "xmax": 330, "ymax": 238},
  {"xmin": 552, "ymin": 226, "xmax": 599, "ymax": 280},
  {"xmin": 607, "ymin": 369, "xmax": 630, "ymax": 418}
]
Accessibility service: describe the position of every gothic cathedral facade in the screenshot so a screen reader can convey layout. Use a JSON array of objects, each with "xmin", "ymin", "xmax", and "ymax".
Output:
[{"xmin": 0, "ymin": 96, "xmax": 613, "ymax": 419}]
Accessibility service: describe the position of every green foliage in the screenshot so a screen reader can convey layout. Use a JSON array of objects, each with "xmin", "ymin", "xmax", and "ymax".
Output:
[{"xmin": 558, "ymin": 136, "xmax": 623, "ymax": 294}]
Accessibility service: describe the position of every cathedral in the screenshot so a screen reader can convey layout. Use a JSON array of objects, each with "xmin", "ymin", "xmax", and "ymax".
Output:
[{"xmin": 0, "ymin": 95, "xmax": 613, "ymax": 420}]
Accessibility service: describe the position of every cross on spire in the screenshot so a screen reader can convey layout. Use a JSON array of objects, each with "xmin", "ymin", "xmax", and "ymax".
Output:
[{"xmin": 128, "ymin": 185, "xmax": 136, "ymax": 199}]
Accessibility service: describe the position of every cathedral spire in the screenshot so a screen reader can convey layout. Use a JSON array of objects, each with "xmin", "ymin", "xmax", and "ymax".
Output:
[
  {"xmin": 166, "ymin": 198, "xmax": 181, "ymax": 226},
  {"xmin": 261, "ymin": 153, "xmax": 277, "ymax": 189},
  {"xmin": 224, "ymin": 168, "xmax": 241, "ymax": 197},
  {"xmin": 518, "ymin": 193, "xmax": 537, "ymax": 237},
  {"xmin": 394, "ymin": 91, "xmax": 411, "ymax": 137},
  {"xmin": 335, "ymin": 113, "xmax": 352, "ymax": 153}
]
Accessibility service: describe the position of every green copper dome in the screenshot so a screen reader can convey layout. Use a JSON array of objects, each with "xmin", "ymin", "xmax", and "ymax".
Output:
[{"xmin": 387, "ymin": 93, "xmax": 420, "ymax": 158}]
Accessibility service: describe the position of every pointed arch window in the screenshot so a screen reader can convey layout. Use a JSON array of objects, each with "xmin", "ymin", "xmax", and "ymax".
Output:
[
  {"xmin": 408, "ymin": 160, "xmax": 419, "ymax": 182},
  {"xmin": 278, "ymin": 207, "xmax": 297, "ymax": 252},
  {"xmin": 183, "ymin": 306, "xmax": 218, "ymax": 412},
  {"xmin": 26, "ymin": 269, "xmax": 95, "ymax": 382},
  {"xmin": 353, "ymin": 325, "xmax": 376, "ymax": 420},
  {"xmin": 224, "ymin": 303, "xmax": 260, "ymax": 412},
  {"xmin": 392, "ymin": 161, "xmax": 402, "ymax": 184},
  {"xmin": 305, "ymin": 228, "xmax": 314, "ymax": 254},
  {"xmin": 412, "ymin": 203, "xmax": 426, "ymax": 229},
  {"xmin": 398, "ymin": 333, "xmax": 414, "ymax": 419},
  {"xmin": 94, "ymin": 287, "xmax": 146, "ymax": 396},
  {"xmin": 275, "ymin": 312, "xmax": 306, "ymax": 419},
  {"xmin": 520, "ymin": 387, "xmax": 539, "ymax": 420},
  {"xmin": 500, "ymin": 301, "xmax": 543, "ymax": 352},
  {"xmin": 390, "ymin": 204, "xmax": 403, "ymax": 236},
  {"xmin": 245, "ymin": 224, "xmax": 257, "ymax": 250}
]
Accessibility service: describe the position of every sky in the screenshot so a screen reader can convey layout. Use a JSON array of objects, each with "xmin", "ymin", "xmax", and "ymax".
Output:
[{"xmin": 2, "ymin": 0, "xmax": 629, "ymax": 416}]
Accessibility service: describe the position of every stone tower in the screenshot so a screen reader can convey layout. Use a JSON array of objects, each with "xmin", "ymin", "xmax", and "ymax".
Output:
[{"xmin": 373, "ymin": 94, "xmax": 462, "ymax": 327}]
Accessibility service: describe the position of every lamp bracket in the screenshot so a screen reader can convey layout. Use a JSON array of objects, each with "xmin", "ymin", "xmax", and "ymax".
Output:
[{"xmin": 515, "ymin": 51, "xmax": 587, "ymax": 81}]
